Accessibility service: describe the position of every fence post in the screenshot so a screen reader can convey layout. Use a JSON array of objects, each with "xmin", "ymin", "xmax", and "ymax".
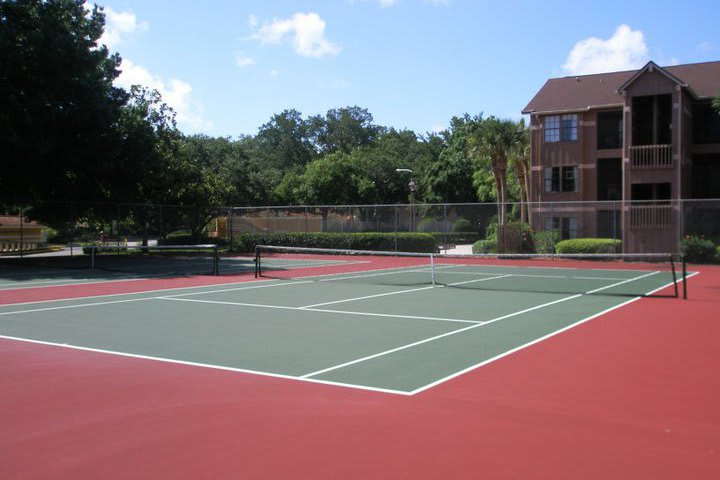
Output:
[
  {"xmin": 394, "ymin": 205, "xmax": 398, "ymax": 252},
  {"xmin": 443, "ymin": 204, "xmax": 448, "ymax": 254},
  {"xmin": 19, "ymin": 207, "xmax": 24, "ymax": 258}
]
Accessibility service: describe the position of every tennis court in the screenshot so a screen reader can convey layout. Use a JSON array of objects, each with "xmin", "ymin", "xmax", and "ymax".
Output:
[
  {"xmin": 0, "ymin": 248, "xmax": 693, "ymax": 394},
  {"xmin": 2, "ymin": 248, "xmax": 719, "ymax": 479}
]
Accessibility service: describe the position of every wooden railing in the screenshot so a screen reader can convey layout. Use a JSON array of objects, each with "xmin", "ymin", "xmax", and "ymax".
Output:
[
  {"xmin": 629, "ymin": 204, "xmax": 674, "ymax": 229},
  {"xmin": 629, "ymin": 144, "xmax": 673, "ymax": 168}
]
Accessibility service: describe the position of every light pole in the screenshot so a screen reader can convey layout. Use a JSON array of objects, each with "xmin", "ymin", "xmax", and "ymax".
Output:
[{"xmin": 395, "ymin": 168, "xmax": 417, "ymax": 232}]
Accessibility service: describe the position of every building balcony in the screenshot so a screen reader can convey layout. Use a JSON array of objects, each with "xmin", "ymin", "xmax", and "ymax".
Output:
[
  {"xmin": 629, "ymin": 144, "xmax": 673, "ymax": 168},
  {"xmin": 629, "ymin": 204, "xmax": 674, "ymax": 229}
]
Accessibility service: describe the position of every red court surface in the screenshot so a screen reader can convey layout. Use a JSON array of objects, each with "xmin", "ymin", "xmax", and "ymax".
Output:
[{"xmin": 1, "ymin": 265, "xmax": 719, "ymax": 479}]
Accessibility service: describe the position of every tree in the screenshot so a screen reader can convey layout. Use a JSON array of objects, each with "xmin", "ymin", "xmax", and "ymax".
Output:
[
  {"xmin": 291, "ymin": 152, "xmax": 375, "ymax": 230},
  {"xmin": 255, "ymin": 109, "xmax": 316, "ymax": 169},
  {"xmin": 111, "ymin": 86, "xmax": 182, "ymax": 243},
  {"xmin": 507, "ymin": 119, "xmax": 531, "ymax": 223},
  {"xmin": 309, "ymin": 106, "xmax": 383, "ymax": 154},
  {"xmin": 421, "ymin": 115, "xmax": 482, "ymax": 204},
  {"xmin": 0, "ymin": 0, "xmax": 127, "ymax": 217},
  {"xmin": 469, "ymin": 117, "xmax": 522, "ymax": 225},
  {"xmin": 713, "ymin": 95, "xmax": 720, "ymax": 113}
]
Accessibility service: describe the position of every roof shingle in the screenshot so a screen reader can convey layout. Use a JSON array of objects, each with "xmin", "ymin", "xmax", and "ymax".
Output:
[{"xmin": 522, "ymin": 61, "xmax": 720, "ymax": 114}]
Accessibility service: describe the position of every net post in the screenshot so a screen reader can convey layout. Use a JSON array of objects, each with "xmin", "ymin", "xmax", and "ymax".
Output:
[
  {"xmin": 213, "ymin": 245, "xmax": 219, "ymax": 276},
  {"xmin": 682, "ymin": 254, "xmax": 687, "ymax": 300},
  {"xmin": 670, "ymin": 254, "xmax": 678, "ymax": 298},
  {"xmin": 430, "ymin": 254, "xmax": 436, "ymax": 286},
  {"xmin": 254, "ymin": 245, "xmax": 260, "ymax": 278}
]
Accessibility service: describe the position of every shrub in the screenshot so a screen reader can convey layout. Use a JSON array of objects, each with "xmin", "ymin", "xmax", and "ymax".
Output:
[
  {"xmin": 680, "ymin": 235, "xmax": 716, "ymax": 263},
  {"xmin": 232, "ymin": 232, "xmax": 438, "ymax": 253},
  {"xmin": 496, "ymin": 222, "xmax": 534, "ymax": 254},
  {"xmin": 417, "ymin": 218, "xmax": 439, "ymax": 233},
  {"xmin": 472, "ymin": 239, "xmax": 496, "ymax": 254},
  {"xmin": 555, "ymin": 238, "xmax": 621, "ymax": 254},
  {"xmin": 716, "ymin": 245, "xmax": 720, "ymax": 263},
  {"xmin": 452, "ymin": 218, "xmax": 475, "ymax": 233},
  {"xmin": 534, "ymin": 230, "xmax": 560, "ymax": 254}
]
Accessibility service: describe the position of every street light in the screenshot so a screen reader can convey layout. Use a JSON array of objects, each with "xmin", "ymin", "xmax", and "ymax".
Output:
[{"xmin": 395, "ymin": 168, "xmax": 417, "ymax": 232}]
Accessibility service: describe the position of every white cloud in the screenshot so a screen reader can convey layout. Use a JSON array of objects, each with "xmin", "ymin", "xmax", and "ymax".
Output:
[
  {"xmin": 562, "ymin": 24, "xmax": 649, "ymax": 75},
  {"xmin": 429, "ymin": 123, "xmax": 446, "ymax": 133},
  {"xmin": 697, "ymin": 41, "xmax": 713, "ymax": 52},
  {"xmin": 269, "ymin": 69, "xmax": 280, "ymax": 77},
  {"xmin": 236, "ymin": 55, "xmax": 256, "ymax": 68},
  {"xmin": 248, "ymin": 14, "xmax": 258, "ymax": 29},
  {"xmin": 379, "ymin": 0, "xmax": 398, "ymax": 7},
  {"xmin": 98, "ymin": 6, "xmax": 148, "ymax": 50},
  {"xmin": 251, "ymin": 12, "xmax": 341, "ymax": 58},
  {"xmin": 424, "ymin": 0, "xmax": 450, "ymax": 6},
  {"xmin": 116, "ymin": 59, "xmax": 212, "ymax": 132}
]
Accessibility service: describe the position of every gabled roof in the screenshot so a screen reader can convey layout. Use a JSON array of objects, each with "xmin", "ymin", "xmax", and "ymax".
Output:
[
  {"xmin": 616, "ymin": 61, "xmax": 687, "ymax": 93},
  {"xmin": 522, "ymin": 60, "xmax": 720, "ymax": 115}
]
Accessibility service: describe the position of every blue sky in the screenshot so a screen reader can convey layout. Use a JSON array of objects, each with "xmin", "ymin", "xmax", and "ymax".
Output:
[{"xmin": 97, "ymin": 0, "xmax": 720, "ymax": 136}]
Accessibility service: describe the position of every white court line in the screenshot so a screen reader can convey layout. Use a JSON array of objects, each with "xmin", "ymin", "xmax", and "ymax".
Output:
[
  {"xmin": 0, "ymin": 334, "xmax": 411, "ymax": 396},
  {"xmin": 586, "ymin": 270, "xmax": 659, "ymax": 294},
  {"xmin": 435, "ymin": 271, "xmax": 628, "ymax": 281},
  {"xmin": 299, "ymin": 274, "xmax": 511, "ymax": 309},
  {"xmin": 299, "ymin": 285, "xmax": 437, "ymax": 309},
  {"xmin": 0, "ymin": 277, "xmax": 147, "ymax": 289},
  {"xmin": 445, "ymin": 274, "xmax": 513, "ymax": 287},
  {"xmin": 300, "ymin": 293, "xmax": 584, "ymax": 379},
  {"xmin": 299, "ymin": 269, "xmax": 664, "ymax": 379},
  {"xmin": 409, "ymin": 270, "xmax": 700, "ymax": 395},
  {"xmin": 0, "ymin": 271, "xmax": 700, "ymax": 396},
  {"xmin": 0, "ymin": 280, "xmax": 313, "ymax": 316},
  {"xmin": 159, "ymin": 297, "xmax": 482, "ymax": 325}
]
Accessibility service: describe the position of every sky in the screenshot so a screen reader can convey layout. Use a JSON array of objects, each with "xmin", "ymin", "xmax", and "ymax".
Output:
[{"xmin": 95, "ymin": 0, "xmax": 720, "ymax": 137}]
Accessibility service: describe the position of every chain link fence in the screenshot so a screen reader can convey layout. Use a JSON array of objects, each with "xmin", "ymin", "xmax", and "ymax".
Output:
[{"xmin": 2, "ymin": 199, "xmax": 719, "ymax": 256}]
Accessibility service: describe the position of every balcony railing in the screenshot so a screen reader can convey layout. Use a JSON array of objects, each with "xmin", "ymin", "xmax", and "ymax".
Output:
[
  {"xmin": 629, "ymin": 144, "xmax": 673, "ymax": 168},
  {"xmin": 629, "ymin": 204, "xmax": 674, "ymax": 229}
]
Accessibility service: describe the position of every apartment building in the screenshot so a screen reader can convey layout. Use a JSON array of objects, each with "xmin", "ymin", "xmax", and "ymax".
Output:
[{"xmin": 522, "ymin": 60, "xmax": 720, "ymax": 252}]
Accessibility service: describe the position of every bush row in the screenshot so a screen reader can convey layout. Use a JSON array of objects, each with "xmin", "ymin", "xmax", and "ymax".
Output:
[
  {"xmin": 472, "ymin": 236, "xmax": 622, "ymax": 255},
  {"xmin": 232, "ymin": 232, "xmax": 438, "ymax": 253},
  {"xmin": 680, "ymin": 235, "xmax": 720, "ymax": 263},
  {"xmin": 555, "ymin": 238, "xmax": 622, "ymax": 254}
]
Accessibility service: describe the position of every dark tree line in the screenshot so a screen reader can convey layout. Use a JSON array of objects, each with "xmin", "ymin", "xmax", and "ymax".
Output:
[{"xmin": 1, "ymin": 0, "xmax": 530, "ymax": 236}]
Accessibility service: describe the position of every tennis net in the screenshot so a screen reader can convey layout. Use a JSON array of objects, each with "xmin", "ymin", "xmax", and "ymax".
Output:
[
  {"xmin": 255, "ymin": 245, "xmax": 688, "ymax": 298},
  {"xmin": 89, "ymin": 244, "xmax": 220, "ymax": 276}
]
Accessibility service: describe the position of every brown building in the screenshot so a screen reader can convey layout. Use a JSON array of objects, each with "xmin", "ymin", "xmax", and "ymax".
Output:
[{"xmin": 522, "ymin": 60, "xmax": 720, "ymax": 253}]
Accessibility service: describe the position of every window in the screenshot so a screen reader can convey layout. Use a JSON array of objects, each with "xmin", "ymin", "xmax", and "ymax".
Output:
[
  {"xmin": 544, "ymin": 217, "xmax": 578, "ymax": 240},
  {"xmin": 544, "ymin": 115, "xmax": 560, "ymax": 142},
  {"xmin": 597, "ymin": 111, "xmax": 623, "ymax": 149},
  {"xmin": 693, "ymin": 101, "xmax": 720, "ymax": 144},
  {"xmin": 561, "ymin": 114, "xmax": 578, "ymax": 141},
  {"xmin": 544, "ymin": 166, "xmax": 578, "ymax": 192},
  {"xmin": 544, "ymin": 114, "xmax": 578, "ymax": 142}
]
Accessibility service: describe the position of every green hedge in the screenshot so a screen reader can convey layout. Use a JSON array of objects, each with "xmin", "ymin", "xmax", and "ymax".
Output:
[
  {"xmin": 232, "ymin": 232, "xmax": 438, "ymax": 253},
  {"xmin": 472, "ymin": 239, "xmax": 496, "ymax": 254},
  {"xmin": 680, "ymin": 235, "xmax": 716, "ymax": 263},
  {"xmin": 451, "ymin": 218, "xmax": 475, "ymax": 233},
  {"xmin": 555, "ymin": 238, "xmax": 621, "ymax": 254}
]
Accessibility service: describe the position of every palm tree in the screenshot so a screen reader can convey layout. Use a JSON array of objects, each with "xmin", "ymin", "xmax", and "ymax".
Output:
[
  {"xmin": 469, "ymin": 117, "xmax": 522, "ymax": 225},
  {"xmin": 508, "ymin": 120, "xmax": 531, "ymax": 224}
]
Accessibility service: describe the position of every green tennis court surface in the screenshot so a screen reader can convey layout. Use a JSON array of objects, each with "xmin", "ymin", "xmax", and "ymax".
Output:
[{"xmin": 0, "ymin": 257, "xmax": 687, "ymax": 394}]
